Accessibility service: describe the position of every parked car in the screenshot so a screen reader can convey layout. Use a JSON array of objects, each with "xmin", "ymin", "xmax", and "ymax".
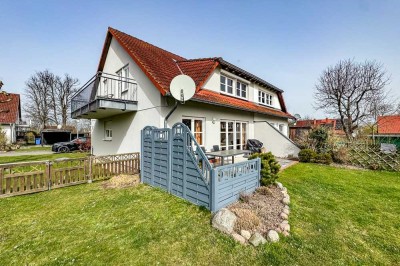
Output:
[{"xmin": 52, "ymin": 137, "xmax": 91, "ymax": 153}]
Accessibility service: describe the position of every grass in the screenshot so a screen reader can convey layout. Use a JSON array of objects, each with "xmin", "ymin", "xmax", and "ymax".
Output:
[
  {"xmin": 0, "ymin": 163, "xmax": 399, "ymax": 265},
  {"xmin": 0, "ymin": 152, "xmax": 88, "ymax": 164}
]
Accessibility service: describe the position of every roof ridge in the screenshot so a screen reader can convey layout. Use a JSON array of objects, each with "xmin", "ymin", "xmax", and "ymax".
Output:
[
  {"xmin": 177, "ymin": 57, "xmax": 220, "ymax": 63},
  {"xmin": 108, "ymin": 27, "xmax": 186, "ymax": 60}
]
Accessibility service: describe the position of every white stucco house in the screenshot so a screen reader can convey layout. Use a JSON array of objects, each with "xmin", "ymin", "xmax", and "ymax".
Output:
[
  {"xmin": 71, "ymin": 27, "xmax": 299, "ymax": 157},
  {"xmin": 0, "ymin": 93, "xmax": 21, "ymax": 144}
]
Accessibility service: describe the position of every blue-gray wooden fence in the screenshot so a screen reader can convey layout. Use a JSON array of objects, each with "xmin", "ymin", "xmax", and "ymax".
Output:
[{"xmin": 141, "ymin": 122, "xmax": 260, "ymax": 212}]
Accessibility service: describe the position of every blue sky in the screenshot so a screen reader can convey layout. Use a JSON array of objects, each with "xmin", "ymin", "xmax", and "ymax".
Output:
[{"xmin": 0, "ymin": 0, "xmax": 399, "ymax": 118}]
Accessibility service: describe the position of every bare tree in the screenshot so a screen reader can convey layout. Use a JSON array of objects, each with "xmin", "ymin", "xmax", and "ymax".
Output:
[
  {"xmin": 54, "ymin": 74, "xmax": 79, "ymax": 127},
  {"xmin": 24, "ymin": 70, "xmax": 79, "ymax": 129},
  {"xmin": 24, "ymin": 71, "xmax": 53, "ymax": 129},
  {"xmin": 314, "ymin": 59, "xmax": 390, "ymax": 140}
]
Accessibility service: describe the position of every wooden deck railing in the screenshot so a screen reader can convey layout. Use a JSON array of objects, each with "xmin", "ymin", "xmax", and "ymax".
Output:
[{"xmin": 0, "ymin": 152, "xmax": 140, "ymax": 198}]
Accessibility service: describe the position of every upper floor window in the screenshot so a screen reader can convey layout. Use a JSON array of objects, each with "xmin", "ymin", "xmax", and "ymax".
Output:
[
  {"xmin": 220, "ymin": 75, "xmax": 247, "ymax": 99},
  {"xmin": 258, "ymin": 90, "xmax": 272, "ymax": 106},
  {"xmin": 104, "ymin": 120, "xmax": 112, "ymax": 140},
  {"xmin": 116, "ymin": 65, "xmax": 129, "ymax": 92},
  {"xmin": 220, "ymin": 75, "xmax": 233, "ymax": 94},
  {"xmin": 236, "ymin": 81, "xmax": 247, "ymax": 98}
]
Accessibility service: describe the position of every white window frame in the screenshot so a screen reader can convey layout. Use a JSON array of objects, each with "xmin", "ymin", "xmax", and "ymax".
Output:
[
  {"xmin": 258, "ymin": 90, "xmax": 273, "ymax": 106},
  {"xmin": 220, "ymin": 120, "xmax": 248, "ymax": 150},
  {"xmin": 116, "ymin": 64, "xmax": 130, "ymax": 93},
  {"xmin": 182, "ymin": 116, "xmax": 205, "ymax": 146},
  {"xmin": 220, "ymin": 75, "xmax": 234, "ymax": 95},
  {"xmin": 236, "ymin": 81, "xmax": 247, "ymax": 99},
  {"xmin": 104, "ymin": 121, "xmax": 112, "ymax": 141}
]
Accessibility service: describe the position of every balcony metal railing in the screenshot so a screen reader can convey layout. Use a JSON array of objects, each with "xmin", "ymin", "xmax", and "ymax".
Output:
[{"xmin": 71, "ymin": 72, "xmax": 138, "ymax": 113}]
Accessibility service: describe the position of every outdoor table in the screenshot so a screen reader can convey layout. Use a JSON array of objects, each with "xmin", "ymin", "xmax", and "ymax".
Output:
[{"xmin": 205, "ymin": 149, "xmax": 251, "ymax": 166}]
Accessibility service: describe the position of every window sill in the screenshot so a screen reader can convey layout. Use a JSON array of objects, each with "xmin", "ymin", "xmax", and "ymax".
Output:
[{"xmin": 103, "ymin": 139, "xmax": 112, "ymax": 141}]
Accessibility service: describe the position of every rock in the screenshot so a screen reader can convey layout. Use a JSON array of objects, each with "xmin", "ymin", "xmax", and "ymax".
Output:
[
  {"xmin": 282, "ymin": 197, "xmax": 290, "ymax": 205},
  {"xmin": 283, "ymin": 205, "xmax": 290, "ymax": 211},
  {"xmin": 275, "ymin": 227, "xmax": 282, "ymax": 233},
  {"xmin": 276, "ymin": 182, "xmax": 283, "ymax": 190},
  {"xmin": 280, "ymin": 212, "xmax": 288, "ymax": 220},
  {"xmin": 249, "ymin": 232, "xmax": 267, "ymax": 247},
  {"xmin": 267, "ymin": 230, "xmax": 280, "ymax": 243},
  {"xmin": 232, "ymin": 233, "xmax": 247, "ymax": 244},
  {"xmin": 240, "ymin": 230, "xmax": 251, "ymax": 240},
  {"xmin": 282, "ymin": 231, "xmax": 290, "ymax": 237},
  {"xmin": 282, "ymin": 208, "xmax": 290, "ymax": 215},
  {"xmin": 280, "ymin": 222, "xmax": 291, "ymax": 232},
  {"xmin": 212, "ymin": 208, "xmax": 237, "ymax": 234},
  {"xmin": 282, "ymin": 187, "xmax": 287, "ymax": 193}
]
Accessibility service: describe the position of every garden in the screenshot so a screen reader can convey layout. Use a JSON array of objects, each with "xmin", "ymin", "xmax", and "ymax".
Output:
[{"xmin": 1, "ymin": 163, "xmax": 398, "ymax": 265}]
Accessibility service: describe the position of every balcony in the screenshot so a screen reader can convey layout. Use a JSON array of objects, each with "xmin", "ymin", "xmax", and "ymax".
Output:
[{"xmin": 71, "ymin": 72, "xmax": 138, "ymax": 119}]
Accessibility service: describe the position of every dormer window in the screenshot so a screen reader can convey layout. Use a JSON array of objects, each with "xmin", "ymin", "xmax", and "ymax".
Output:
[
  {"xmin": 258, "ymin": 90, "xmax": 272, "ymax": 106},
  {"xmin": 220, "ymin": 75, "xmax": 233, "ymax": 94},
  {"xmin": 220, "ymin": 75, "xmax": 247, "ymax": 99}
]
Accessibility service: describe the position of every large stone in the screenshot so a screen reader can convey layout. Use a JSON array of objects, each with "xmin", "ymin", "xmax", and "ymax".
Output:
[
  {"xmin": 280, "ymin": 222, "xmax": 291, "ymax": 232},
  {"xmin": 232, "ymin": 233, "xmax": 247, "ymax": 244},
  {"xmin": 282, "ymin": 231, "xmax": 290, "ymax": 237},
  {"xmin": 282, "ymin": 208, "xmax": 290, "ymax": 215},
  {"xmin": 276, "ymin": 182, "xmax": 284, "ymax": 190},
  {"xmin": 249, "ymin": 232, "xmax": 267, "ymax": 247},
  {"xmin": 212, "ymin": 208, "xmax": 237, "ymax": 234},
  {"xmin": 240, "ymin": 230, "xmax": 251, "ymax": 240},
  {"xmin": 267, "ymin": 230, "xmax": 280, "ymax": 243},
  {"xmin": 282, "ymin": 197, "xmax": 290, "ymax": 205},
  {"xmin": 280, "ymin": 212, "xmax": 288, "ymax": 220}
]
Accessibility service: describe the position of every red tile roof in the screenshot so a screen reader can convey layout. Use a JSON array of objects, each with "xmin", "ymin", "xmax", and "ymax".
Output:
[
  {"xmin": 378, "ymin": 115, "xmax": 400, "ymax": 134},
  {"xmin": 0, "ymin": 93, "xmax": 21, "ymax": 124},
  {"xmin": 192, "ymin": 90, "xmax": 292, "ymax": 118},
  {"xmin": 98, "ymin": 27, "xmax": 292, "ymax": 118}
]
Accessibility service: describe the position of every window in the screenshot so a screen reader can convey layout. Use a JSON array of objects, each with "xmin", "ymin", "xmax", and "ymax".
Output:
[
  {"xmin": 220, "ymin": 120, "xmax": 247, "ymax": 150},
  {"xmin": 236, "ymin": 81, "xmax": 247, "ymax": 98},
  {"xmin": 279, "ymin": 124, "xmax": 284, "ymax": 132},
  {"xmin": 220, "ymin": 75, "xmax": 233, "ymax": 94},
  {"xmin": 116, "ymin": 65, "xmax": 129, "ymax": 93},
  {"xmin": 104, "ymin": 121, "xmax": 112, "ymax": 140},
  {"xmin": 182, "ymin": 117, "xmax": 205, "ymax": 145},
  {"xmin": 221, "ymin": 75, "xmax": 248, "ymax": 99},
  {"xmin": 258, "ymin": 90, "xmax": 273, "ymax": 106}
]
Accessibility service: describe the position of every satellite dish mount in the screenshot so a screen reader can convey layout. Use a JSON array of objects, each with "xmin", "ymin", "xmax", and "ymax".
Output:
[{"xmin": 165, "ymin": 75, "xmax": 196, "ymax": 127}]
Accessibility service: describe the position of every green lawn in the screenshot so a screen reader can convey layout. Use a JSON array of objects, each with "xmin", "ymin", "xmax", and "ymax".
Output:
[
  {"xmin": 0, "ymin": 164, "xmax": 399, "ymax": 265},
  {"xmin": 0, "ymin": 152, "xmax": 88, "ymax": 164},
  {"xmin": 14, "ymin": 146, "xmax": 52, "ymax": 152}
]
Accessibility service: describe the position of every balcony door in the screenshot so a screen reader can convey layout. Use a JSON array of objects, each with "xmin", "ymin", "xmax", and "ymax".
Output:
[
  {"xmin": 220, "ymin": 120, "xmax": 247, "ymax": 150},
  {"xmin": 182, "ymin": 117, "xmax": 204, "ymax": 145},
  {"xmin": 116, "ymin": 65, "xmax": 129, "ymax": 99}
]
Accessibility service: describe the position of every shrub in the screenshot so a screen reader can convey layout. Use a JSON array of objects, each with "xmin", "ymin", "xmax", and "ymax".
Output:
[
  {"xmin": 299, "ymin": 149, "xmax": 316, "ymax": 162},
  {"xmin": 309, "ymin": 127, "xmax": 329, "ymax": 153},
  {"xmin": 314, "ymin": 153, "xmax": 332, "ymax": 165},
  {"xmin": 248, "ymin": 152, "xmax": 280, "ymax": 186},
  {"xmin": 0, "ymin": 128, "xmax": 7, "ymax": 151},
  {"xmin": 331, "ymin": 146, "xmax": 349, "ymax": 163}
]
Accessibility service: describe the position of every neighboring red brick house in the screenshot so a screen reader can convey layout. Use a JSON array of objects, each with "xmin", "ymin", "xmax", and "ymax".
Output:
[
  {"xmin": 377, "ymin": 115, "xmax": 400, "ymax": 135},
  {"xmin": 289, "ymin": 118, "xmax": 346, "ymax": 140},
  {"xmin": 0, "ymin": 93, "xmax": 21, "ymax": 143}
]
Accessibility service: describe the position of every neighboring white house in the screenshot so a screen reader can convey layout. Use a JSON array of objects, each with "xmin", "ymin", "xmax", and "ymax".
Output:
[
  {"xmin": 0, "ymin": 93, "xmax": 21, "ymax": 144},
  {"xmin": 71, "ymin": 27, "xmax": 299, "ymax": 157}
]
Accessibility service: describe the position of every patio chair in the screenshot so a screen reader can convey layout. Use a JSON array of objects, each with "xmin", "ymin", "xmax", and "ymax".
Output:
[{"xmin": 212, "ymin": 145, "xmax": 220, "ymax": 152}]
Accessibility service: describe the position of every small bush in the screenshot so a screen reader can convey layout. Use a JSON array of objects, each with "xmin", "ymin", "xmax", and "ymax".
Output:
[
  {"xmin": 332, "ymin": 147, "xmax": 349, "ymax": 163},
  {"xmin": 256, "ymin": 186, "xmax": 272, "ymax": 196},
  {"xmin": 248, "ymin": 152, "xmax": 280, "ymax": 186},
  {"xmin": 314, "ymin": 153, "xmax": 332, "ymax": 165},
  {"xmin": 239, "ymin": 192, "xmax": 251, "ymax": 203},
  {"xmin": 299, "ymin": 149, "xmax": 316, "ymax": 162}
]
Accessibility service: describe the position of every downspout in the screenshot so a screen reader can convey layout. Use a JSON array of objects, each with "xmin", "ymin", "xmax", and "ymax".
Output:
[{"xmin": 164, "ymin": 100, "xmax": 178, "ymax": 128}]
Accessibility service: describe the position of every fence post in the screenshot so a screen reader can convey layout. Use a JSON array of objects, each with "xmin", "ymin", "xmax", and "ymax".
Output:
[
  {"xmin": 46, "ymin": 161, "xmax": 52, "ymax": 190},
  {"xmin": 210, "ymin": 169, "xmax": 217, "ymax": 212},
  {"xmin": 88, "ymin": 156, "xmax": 93, "ymax": 183},
  {"xmin": 167, "ymin": 129, "xmax": 172, "ymax": 193},
  {"xmin": 0, "ymin": 167, "xmax": 3, "ymax": 196}
]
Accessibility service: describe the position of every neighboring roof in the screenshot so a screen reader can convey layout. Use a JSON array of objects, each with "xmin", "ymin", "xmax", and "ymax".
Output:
[
  {"xmin": 0, "ymin": 93, "xmax": 21, "ymax": 124},
  {"xmin": 98, "ymin": 27, "xmax": 291, "ymax": 118},
  {"xmin": 378, "ymin": 115, "xmax": 400, "ymax": 134},
  {"xmin": 290, "ymin": 118, "xmax": 346, "ymax": 135}
]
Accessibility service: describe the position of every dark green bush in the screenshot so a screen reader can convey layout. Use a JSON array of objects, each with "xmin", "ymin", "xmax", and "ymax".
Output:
[
  {"xmin": 299, "ymin": 149, "xmax": 316, "ymax": 162},
  {"xmin": 314, "ymin": 153, "xmax": 332, "ymax": 165},
  {"xmin": 248, "ymin": 152, "xmax": 281, "ymax": 186}
]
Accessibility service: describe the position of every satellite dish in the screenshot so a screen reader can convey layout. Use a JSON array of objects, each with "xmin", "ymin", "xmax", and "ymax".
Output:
[{"xmin": 170, "ymin": 75, "xmax": 195, "ymax": 103}]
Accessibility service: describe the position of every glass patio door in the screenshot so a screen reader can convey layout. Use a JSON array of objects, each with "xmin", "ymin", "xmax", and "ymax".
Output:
[{"xmin": 220, "ymin": 120, "xmax": 247, "ymax": 150}]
